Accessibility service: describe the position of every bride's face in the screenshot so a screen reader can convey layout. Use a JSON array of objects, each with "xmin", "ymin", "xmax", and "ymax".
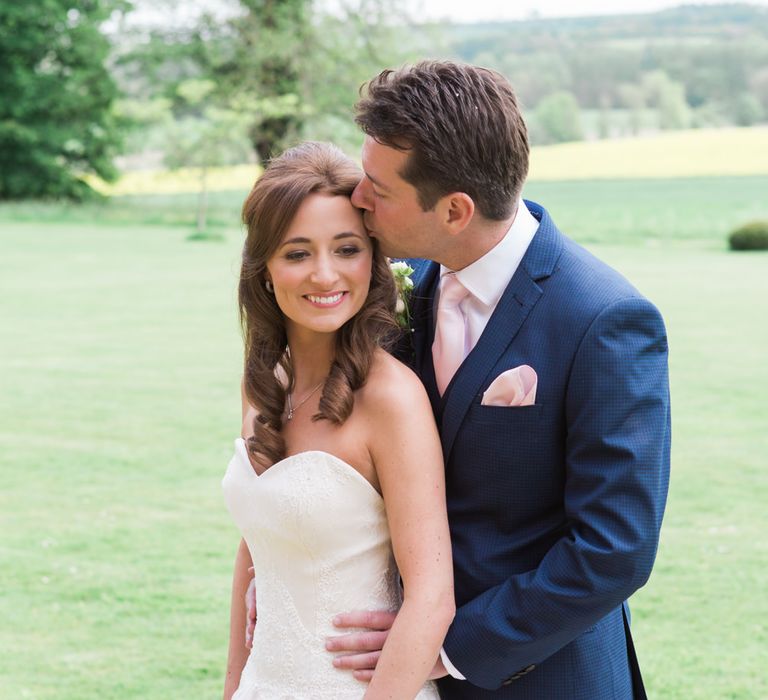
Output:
[{"xmin": 266, "ymin": 193, "xmax": 373, "ymax": 338}]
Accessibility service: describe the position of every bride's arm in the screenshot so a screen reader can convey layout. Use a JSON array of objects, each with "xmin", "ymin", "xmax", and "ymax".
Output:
[
  {"xmin": 223, "ymin": 539, "xmax": 253, "ymax": 700},
  {"xmin": 361, "ymin": 362, "xmax": 455, "ymax": 699},
  {"xmin": 223, "ymin": 378, "xmax": 258, "ymax": 699}
]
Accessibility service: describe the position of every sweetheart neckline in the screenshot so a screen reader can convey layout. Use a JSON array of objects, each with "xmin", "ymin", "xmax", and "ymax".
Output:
[{"xmin": 233, "ymin": 438, "xmax": 383, "ymax": 501}]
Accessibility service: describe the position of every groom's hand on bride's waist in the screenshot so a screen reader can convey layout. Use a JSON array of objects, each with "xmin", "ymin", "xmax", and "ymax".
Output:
[
  {"xmin": 245, "ymin": 568, "xmax": 256, "ymax": 649},
  {"xmin": 326, "ymin": 610, "xmax": 393, "ymax": 680},
  {"xmin": 326, "ymin": 610, "xmax": 447, "ymax": 681}
]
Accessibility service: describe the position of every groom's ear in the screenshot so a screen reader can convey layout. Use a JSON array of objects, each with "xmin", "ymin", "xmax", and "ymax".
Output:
[{"xmin": 438, "ymin": 192, "xmax": 474, "ymax": 236}]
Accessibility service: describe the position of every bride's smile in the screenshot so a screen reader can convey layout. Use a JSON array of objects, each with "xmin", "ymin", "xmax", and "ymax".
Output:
[{"xmin": 304, "ymin": 291, "xmax": 347, "ymax": 307}]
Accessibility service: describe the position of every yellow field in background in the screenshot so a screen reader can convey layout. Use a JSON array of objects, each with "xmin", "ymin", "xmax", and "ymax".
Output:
[
  {"xmin": 528, "ymin": 126, "xmax": 768, "ymax": 180},
  {"xmin": 87, "ymin": 163, "xmax": 262, "ymax": 196},
  {"xmin": 90, "ymin": 127, "xmax": 768, "ymax": 195}
]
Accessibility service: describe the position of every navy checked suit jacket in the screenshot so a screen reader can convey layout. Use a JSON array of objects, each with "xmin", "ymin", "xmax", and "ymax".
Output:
[{"xmin": 405, "ymin": 202, "xmax": 670, "ymax": 699}]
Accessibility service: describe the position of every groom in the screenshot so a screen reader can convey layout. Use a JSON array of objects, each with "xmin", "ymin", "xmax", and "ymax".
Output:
[{"xmin": 326, "ymin": 61, "xmax": 671, "ymax": 697}]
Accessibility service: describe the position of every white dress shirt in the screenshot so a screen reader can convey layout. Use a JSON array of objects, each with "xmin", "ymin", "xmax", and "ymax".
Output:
[
  {"xmin": 437, "ymin": 199, "xmax": 539, "ymax": 681},
  {"xmin": 435, "ymin": 199, "xmax": 539, "ymax": 358}
]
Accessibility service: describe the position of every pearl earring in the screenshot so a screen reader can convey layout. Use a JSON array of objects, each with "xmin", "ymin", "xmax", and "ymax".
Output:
[{"xmin": 265, "ymin": 280, "xmax": 274, "ymax": 293}]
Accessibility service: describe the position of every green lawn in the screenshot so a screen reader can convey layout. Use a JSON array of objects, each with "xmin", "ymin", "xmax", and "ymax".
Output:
[
  {"xmin": 593, "ymin": 243, "xmax": 768, "ymax": 700},
  {"xmin": 1, "ymin": 178, "xmax": 767, "ymax": 698}
]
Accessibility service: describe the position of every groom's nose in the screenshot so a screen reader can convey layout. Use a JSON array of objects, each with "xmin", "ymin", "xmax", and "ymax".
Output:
[{"xmin": 351, "ymin": 177, "xmax": 373, "ymax": 211}]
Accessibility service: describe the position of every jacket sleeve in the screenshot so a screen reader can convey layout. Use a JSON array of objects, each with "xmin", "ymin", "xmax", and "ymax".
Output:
[{"xmin": 441, "ymin": 296, "xmax": 671, "ymax": 689}]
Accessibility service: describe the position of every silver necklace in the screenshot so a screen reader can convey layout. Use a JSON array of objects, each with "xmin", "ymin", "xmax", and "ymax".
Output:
[{"xmin": 286, "ymin": 380, "xmax": 325, "ymax": 420}]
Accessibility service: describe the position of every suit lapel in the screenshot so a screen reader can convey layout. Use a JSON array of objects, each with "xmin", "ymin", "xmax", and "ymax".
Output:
[
  {"xmin": 401, "ymin": 203, "xmax": 564, "ymax": 460},
  {"xmin": 440, "ymin": 203, "xmax": 564, "ymax": 461}
]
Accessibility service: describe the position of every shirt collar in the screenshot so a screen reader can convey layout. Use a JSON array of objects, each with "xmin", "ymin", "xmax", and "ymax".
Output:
[{"xmin": 440, "ymin": 199, "xmax": 539, "ymax": 308}]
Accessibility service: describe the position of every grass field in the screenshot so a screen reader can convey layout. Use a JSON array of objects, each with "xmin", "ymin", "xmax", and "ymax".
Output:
[
  {"xmin": 2, "ymin": 175, "xmax": 768, "ymax": 248},
  {"xmin": 1, "ymin": 168, "xmax": 767, "ymax": 698}
]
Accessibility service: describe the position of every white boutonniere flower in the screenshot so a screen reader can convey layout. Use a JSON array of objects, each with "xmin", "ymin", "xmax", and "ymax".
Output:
[{"xmin": 389, "ymin": 260, "xmax": 415, "ymax": 330}]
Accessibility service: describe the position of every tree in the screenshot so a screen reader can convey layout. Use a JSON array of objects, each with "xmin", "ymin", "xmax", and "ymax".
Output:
[
  {"xmin": 116, "ymin": 0, "xmax": 422, "ymax": 166},
  {"xmin": 163, "ymin": 79, "xmax": 252, "ymax": 233},
  {"xmin": 0, "ymin": 1, "xmax": 127, "ymax": 200},
  {"xmin": 488, "ymin": 51, "xmax": 573, "ymax": 109},
  {"xmin": 199, "ymin": 0, "xmax": 418, "ymax": 163},
  {"xmin": 617, "ymin": 83, "xmax": 646, "ymax": 135},
  {"xmin": 297, "ymin": 0, "xmax": 435, "ymax": 154},
  {"xmin": 750, "ymin": 66, "xmax": 768, "ymax": 114},
  {"xmin": 732, "ymin": 92, "xmax": 764, "ymax": 127},
  {"xmin": 641, "ymin": 70, "xmax": 691, "ymax": 130},
  {"xmin": 530, "ymin": 91, "xmax": 584, "ymax": 145},
  {"xmin": 202, "ymin": 0, "xmax": 310, "ymax": 166}
]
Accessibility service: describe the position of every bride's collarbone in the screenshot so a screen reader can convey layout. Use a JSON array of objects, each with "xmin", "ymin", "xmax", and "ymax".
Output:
[{"xmin": 281, "ymin": 418, "xmax": 378, "ymax": 491}]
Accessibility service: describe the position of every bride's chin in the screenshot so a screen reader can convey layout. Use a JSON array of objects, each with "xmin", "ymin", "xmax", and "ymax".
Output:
[{"xmin": 297, "ymin": 319, "xmax": 349, "ymax": 335}]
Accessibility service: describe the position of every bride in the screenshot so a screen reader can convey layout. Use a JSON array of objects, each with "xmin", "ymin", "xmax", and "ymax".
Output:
[{"xmin": 222, "ymin": 141, "xmax": 454, "ymax": 699}]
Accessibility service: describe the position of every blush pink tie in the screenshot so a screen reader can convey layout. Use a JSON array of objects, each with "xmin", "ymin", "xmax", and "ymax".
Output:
[{"xmin": 432, "ymin": 273, "xmax": 470, "ymax": 395}]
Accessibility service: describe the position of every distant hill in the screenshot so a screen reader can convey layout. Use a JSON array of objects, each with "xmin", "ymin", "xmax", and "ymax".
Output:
[
  {"xmin": 446, "ymin": 4, "xmax": 768, "ymax": 53},
  {"xmin": 435, "ymin": 4, "xmax": 768, "ymax": 140}
]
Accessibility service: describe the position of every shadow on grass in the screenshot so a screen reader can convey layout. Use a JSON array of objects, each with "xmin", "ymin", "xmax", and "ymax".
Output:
[{"xmin": 186, "ymin": 231, "xmax": 226, "ymax": 242}]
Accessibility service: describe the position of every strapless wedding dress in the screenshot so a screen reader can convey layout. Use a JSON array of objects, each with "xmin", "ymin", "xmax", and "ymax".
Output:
[{"xmin": 222, "ymin": 438, "xmax": 440, "ymax": 699}]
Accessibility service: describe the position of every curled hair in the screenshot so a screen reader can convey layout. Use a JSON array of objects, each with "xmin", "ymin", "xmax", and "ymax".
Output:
[
  {"xmin": 239, "ymin": 141, "xmax": 398, "ymax": 469},
  {"xmin": 355, "ymin": 60, "xmax": 529, "ymax": 221}
]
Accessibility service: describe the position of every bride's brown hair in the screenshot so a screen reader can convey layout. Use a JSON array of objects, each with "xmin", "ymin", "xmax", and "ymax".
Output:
[{"xmin": 239, "ymin": 141, "xmax": 399, "ymax": 469}]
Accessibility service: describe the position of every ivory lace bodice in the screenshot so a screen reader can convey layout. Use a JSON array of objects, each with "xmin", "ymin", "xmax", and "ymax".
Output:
[{"xmin": 222, "ymin": 439, "xmax": 439, "ymax": 699}]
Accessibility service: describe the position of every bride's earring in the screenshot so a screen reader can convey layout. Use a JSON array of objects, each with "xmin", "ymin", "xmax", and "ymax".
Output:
[{"xmin": 265, "ymin": 279, "xmax": 274, "ymax": 294}]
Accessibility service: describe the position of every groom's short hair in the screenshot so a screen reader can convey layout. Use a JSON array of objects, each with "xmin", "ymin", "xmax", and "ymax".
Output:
[{"xmin": 355, "ymin": 60, "xmax": 529, "ymax": 221}]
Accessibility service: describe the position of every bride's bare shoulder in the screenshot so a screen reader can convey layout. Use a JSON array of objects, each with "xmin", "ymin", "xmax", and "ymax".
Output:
[
  {"xmin": 357, "ymin": 350, "xmax": 439, "ymax": 462},
  {"xmin": 359, "ymin": 349, "xmax": 429, "ymax": 409}
]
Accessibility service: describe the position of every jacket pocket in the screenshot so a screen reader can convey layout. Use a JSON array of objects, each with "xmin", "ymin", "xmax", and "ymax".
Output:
[{"xmin": 470, "ymin": 401, "xmax": 544, "ymax": 426}]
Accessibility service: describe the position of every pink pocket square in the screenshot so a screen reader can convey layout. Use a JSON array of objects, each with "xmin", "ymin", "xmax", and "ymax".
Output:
[{"xmin": 481, "ymin": 365, "xmax": 538, "ymax": 406}]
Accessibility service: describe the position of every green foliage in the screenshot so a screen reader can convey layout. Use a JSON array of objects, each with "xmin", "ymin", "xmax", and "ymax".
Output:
[
  {"xmin": 479, "ymin": 51, "xmax": 574, "ymax": 110},
  {"xmin": 446, "ymin": 5, "xmax": 768, "ymax": 132},
  {"xmin": 116, "ymin": 0, "xmax": 422, "ymax": 165},
  {"xmin": 728, "ymin": 221, "xmax": 768, "ymax": 251},
  {"xmin": 0, "ymin": 1, "xmax": 127, "ymax": 200},
  {"xmin": 163, "ymin": 79, "xmax": 252, "ymax": 232},
  {"xmin": 210, "ymin": 0, "xmax": 310, "ymax": 164},
  {"xmin": 163, "ymin": 80, "xmax": 252, "ymax": 172},
  {"xmin": 298, "ymin": 0, "xmax": 437, "ymax": 153},
  {"xmin": 751, "ymin": 66, "xmax": 768, "ymax": 113},
  {"xmin": 642, "ymin": 71, "xmax": 692, "ymax": 130},
  {"xmin": 733, "ymin": 92, "xmax": 765, "ymax": 127},
  {"xmin": 530, "ymin": 91, "xmax": 583, "ymax": 144}
]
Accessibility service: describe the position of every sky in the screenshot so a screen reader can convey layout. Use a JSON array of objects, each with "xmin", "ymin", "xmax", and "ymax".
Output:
[
  {"xmin": 413, "ymin": 0, "xmax": 768, "ymax": 23},
  {"xmin": 125, "ymin": 0, "xmax": 768, "ymax": 29}
]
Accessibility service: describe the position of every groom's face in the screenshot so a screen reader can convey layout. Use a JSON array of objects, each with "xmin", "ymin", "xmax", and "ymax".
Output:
[{"xmin": 352, "ymin": 137, "xmax": 442, "ymax": 259}]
